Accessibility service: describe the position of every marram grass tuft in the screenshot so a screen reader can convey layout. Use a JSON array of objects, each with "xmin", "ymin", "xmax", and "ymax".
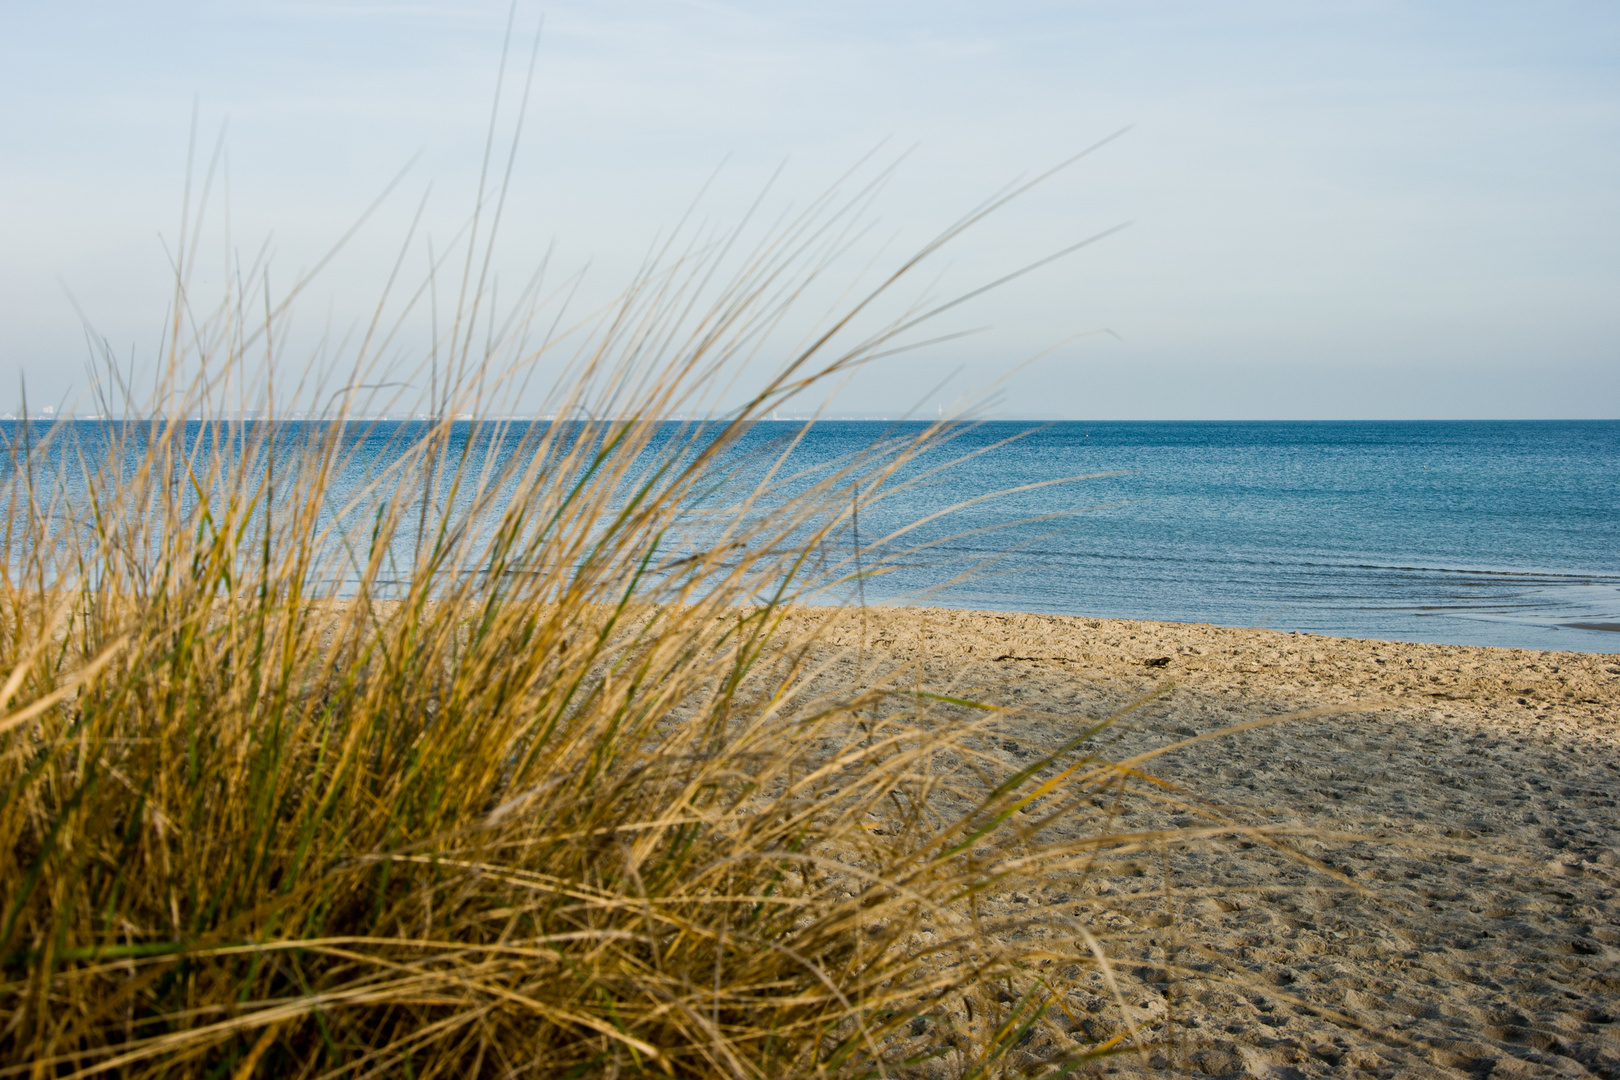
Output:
[{"xmin": 0, "ymin": 137, "xmax": 1298, "ymax": 1078}]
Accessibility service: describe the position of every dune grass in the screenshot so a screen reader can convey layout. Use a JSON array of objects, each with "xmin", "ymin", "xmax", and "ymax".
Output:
[{"xmin": 0, "ymin": 120, "xmax": 1307, "ymax": 1077}]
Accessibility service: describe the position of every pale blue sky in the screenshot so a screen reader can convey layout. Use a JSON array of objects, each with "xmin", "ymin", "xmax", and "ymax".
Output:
[{"xmin": 2, "ymin": 2, "xmax": 1617, "ymax": 418}]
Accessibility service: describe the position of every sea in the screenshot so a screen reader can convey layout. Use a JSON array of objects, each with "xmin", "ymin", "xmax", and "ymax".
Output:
[
  {"xmin": 751, "ymin": 419, "xmax": 1620, "ymax": 653},
  {"xmin": 9, "ymin": 418, "xmax": 1618, "ymax": 653}
]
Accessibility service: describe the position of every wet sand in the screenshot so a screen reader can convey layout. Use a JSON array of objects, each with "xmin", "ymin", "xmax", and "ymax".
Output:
[{"xmin": 786, "ymin": 608, "xmax": 1620, "ymax": 1079}]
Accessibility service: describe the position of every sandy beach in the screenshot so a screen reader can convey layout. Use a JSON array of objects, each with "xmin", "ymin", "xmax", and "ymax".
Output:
[{"xmin": 784, "ymin": 608, "xmax": 1620, "ymax": 1078}]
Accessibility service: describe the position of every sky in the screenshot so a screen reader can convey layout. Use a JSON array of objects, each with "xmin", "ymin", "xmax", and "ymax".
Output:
[{"xmin": 1, "ymin": 1, "xmax": 1617, "ymax": 419}]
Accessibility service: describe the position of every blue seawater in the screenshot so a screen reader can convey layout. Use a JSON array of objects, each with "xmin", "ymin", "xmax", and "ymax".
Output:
[
  {"xmin": 9, "ymin": 418, "xmax": 1618, "ymax": 652},
  {"xmin": 747, "ymin": 419, "xmax": 1620, "ymax": 652}
]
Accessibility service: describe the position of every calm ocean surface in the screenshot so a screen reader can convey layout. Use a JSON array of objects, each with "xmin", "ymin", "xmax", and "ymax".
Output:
[
  {"xmin": 13, "ymin": 419, "xmax": 1619, "ymax": 652},
  {"xmin": 763, "ymin": 420, "xmax": 1620, "ymax": 652}
]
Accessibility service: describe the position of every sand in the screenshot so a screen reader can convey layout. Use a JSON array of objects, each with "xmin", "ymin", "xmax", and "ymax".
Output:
[{"xmin": 783, "ymin": 608, "xmax": 1620, "ymax": 1079}]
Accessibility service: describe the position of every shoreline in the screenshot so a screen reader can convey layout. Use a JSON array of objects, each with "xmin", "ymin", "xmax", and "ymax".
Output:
[
  {"xmin": 834, "ymin": 599, "xmax": 1620, "ymax": 656},
  {"xmin": 783, "ymin": 607, "xmax": 1620, "ymax": 1077},
  {"xmin": 788, "ymin": 605, "xmax": 1619, "ymax": 722}
]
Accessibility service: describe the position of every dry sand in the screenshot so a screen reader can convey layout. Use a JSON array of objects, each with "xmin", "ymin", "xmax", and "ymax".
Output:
[{"xmin": 785, "ymin": 608, "xmax": 1620, "ymax": 1079}]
